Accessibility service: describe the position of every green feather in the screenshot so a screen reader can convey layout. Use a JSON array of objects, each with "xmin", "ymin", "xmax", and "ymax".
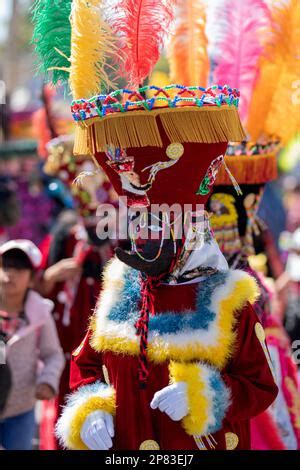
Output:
[{"xmin": 31, "ymin": 0, "xmax": 73, "ymax": 86}]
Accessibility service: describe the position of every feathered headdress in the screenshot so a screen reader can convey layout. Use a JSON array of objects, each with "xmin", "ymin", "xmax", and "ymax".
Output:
[
  {"xmin": 70, "ymin": 0, "xmax": 117, "ymax": 99},
  {"xmin": 32, "ymin": 84, "xmax": 58, "ymax": 159},
  {"xmin": 32, "ymin": 0, "xmax": 117, "ymax": 98},
  {"xmin": 279, "ymin": 134, "xmax": 300, "ymax": 172},
  {"xmin": 167, "ymin": 0, "xmax": 209, "ymax": 87},
  {"xmin": 213, "ymin": 0, "xmax": 271, "ymax": 123},
  {"xmin": 111, "ymin": 0, "xmax": 176, "ymax": 88},
  {"xmin": 205, "ymin": 0, "xmax": 229, "ymax": 76},
  {"xmin": 247, "ymin": 0, "xmax": 300, "ymax": 144},
  {"xmin": 32, "ymin": 0, "xmax": 72, "ymax": 86}
]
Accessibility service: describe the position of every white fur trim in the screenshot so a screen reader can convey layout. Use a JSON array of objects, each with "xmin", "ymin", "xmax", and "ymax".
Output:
[
  {"xmin": 94, "ymin": 258, "xmax": 137, "ymax": 340},
  {"xmin": 199, "ymin": 364, "xmax": 216, "ymax": 430},
  {"xmin": 55, "ymin": 382, "xmax": 114, "ymax": 449},
  {"xmin": 93, "ymin": 259, "xmax": 255, "ymax": 359}
]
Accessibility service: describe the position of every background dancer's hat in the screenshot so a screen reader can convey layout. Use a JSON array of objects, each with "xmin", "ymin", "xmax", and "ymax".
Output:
[
  {"xmin": 208, "ymin": 142, "xmax": 278, "ymax": 259},
  {"xmin": 45, "ymin": 135, "xmax": 116, "ymax": 219}
]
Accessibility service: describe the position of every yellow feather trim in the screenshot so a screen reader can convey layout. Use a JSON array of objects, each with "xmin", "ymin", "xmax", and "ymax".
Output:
[
  {"xmin": 147, "ymin": 275, "xmax": 259, "ymax": 367},
  {"xmin": 67, "ymin": 392, "xmax": 116, "ymax": 450},
  {"xmin": 169, "ymin": 362, "xmax": 209, "ymax": 436}
]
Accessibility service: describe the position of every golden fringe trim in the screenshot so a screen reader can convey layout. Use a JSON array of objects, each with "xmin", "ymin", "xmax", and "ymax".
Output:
[
  {"xmin": 74, "ymin": 125, "xmax": 92, "ymax": 156},
  {"xmin": 159, "ymin": 107, "xmax": 245, "ymax": 145},
  {"xmin": 215, "ymin": 154, "xmax": 278, "ymax": 185},
  {"xmin": 73, "ymin": 106, "xmax": 246, "ymax": 155}
]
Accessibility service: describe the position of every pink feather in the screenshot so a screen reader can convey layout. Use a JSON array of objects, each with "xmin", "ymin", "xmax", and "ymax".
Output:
[
  {"xmin": 111, "ymin": 0, "xmax": 175, "ymax": 88},
  {"xmin": 213, "ymin": 0, "xmax": 271, "ymax": 122}
]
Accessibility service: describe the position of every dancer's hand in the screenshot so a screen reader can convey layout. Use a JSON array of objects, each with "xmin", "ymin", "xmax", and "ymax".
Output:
[
  {"xmin": 36, "ymin": 383, "xmax": 55, "ymax": 400},
  {"xmin": 80, "ymin": 411, "xmax": 114, "ymax": 450},
  {"xmin": 44, "ymin": 258, "xmax": 82, "ymax": 283},
  {"xmin": 150, "ymin": 382, "xmax": 188, "ymax": 421}
]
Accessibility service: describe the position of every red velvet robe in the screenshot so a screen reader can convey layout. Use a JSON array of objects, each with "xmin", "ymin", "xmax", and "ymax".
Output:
[{"xmin": 69, "ymin": 279, "xmax": 278, "ymax": 450}]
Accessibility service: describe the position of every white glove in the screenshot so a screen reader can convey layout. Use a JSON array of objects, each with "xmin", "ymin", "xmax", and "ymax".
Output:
[
  {"xmin": 150, "ymin": 382, "xmax": 188, "ymax": 421},
  {"xmin": 80, "ymin": 410, "xmax": 114, "ymax": 450}
]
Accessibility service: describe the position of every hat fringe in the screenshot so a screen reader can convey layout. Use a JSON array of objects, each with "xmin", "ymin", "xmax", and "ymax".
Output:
[
  {"xmin": 215, "ymin": 154, "xmax": 278, "ymax": 185},
  {"xmin": 74, "ymin": 125, "xmax": 92, "ymax": 155},
  {"xmin": 73, "ymin": 106, "xmax": 245, "ymax": 155},
  {"xmin": 158, "ymin": 107, "xmax": 245, "ymax": 145}
]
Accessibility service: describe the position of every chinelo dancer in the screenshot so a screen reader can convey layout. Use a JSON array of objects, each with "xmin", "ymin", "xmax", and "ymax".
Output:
[
  {"xmin": 32, "ymin": 0, "xmax": 278, "ymax": 450},
  {"xmin": 208, "ymin": 143, "xmax": 300, "ymax": 450},
  {"xmin": 38, "ymin": 134, "xmax": 117, "ymax": 449},
  {"xmin": 204, "ymin": 0, "xmax": 300, "ymax": 450}
]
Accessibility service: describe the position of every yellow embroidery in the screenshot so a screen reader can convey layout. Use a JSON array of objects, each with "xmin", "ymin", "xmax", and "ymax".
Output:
[
  {"xmin": 139, "ymin": 440, "xmax": 160, "ymax": 450},
  {"xmin": 166, "ymin": 142, "xmax": 184, "ymax": 160},
  {"xmin": 225, "ymin": 432, "xmax": 239, "ymax": 450},
  {"xmin": 255, "ymin": 322, "xmax": 276, "ymax": 381}
]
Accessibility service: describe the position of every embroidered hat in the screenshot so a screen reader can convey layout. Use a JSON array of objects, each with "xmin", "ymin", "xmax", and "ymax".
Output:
[
  {"xmin": 73, "ymin": 85, "xmax": 245, "ymax": 208},
  {"xmin": 208, "ymin": 142, "xmax": 278, "ymax": 260}
]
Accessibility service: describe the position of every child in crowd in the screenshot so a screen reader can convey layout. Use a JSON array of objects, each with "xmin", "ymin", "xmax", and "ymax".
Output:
[{"xmin": 0, "ymin": 240, "xmax": 65, "ymax": 450}]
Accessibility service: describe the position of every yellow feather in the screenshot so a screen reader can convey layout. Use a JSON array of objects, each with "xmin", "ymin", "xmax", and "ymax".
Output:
[
  {"xmin": 169, "ymin": 362, "xmax": 209, "ymax": 436},
  {"xmin": 247, "ymin": 0, "xmax": 300, "ymax": 143},
  {"xmin": 70, "ymin": 0, "xmax": 116, "ymax": 100},
  {"xmin": 167, "ymin": 0, "xmax": 209, "ymax": 86}
]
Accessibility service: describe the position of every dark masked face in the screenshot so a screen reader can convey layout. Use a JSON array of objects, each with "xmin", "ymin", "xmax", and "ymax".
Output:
[{"xmin": 115, "ymin": 210, "xmax": 181, "ymax": 276}]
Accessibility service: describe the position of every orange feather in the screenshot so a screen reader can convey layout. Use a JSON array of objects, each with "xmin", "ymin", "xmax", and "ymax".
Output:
[
  {"xmin": 167, "ymin": 0, "xmax": 209, "ymax": 87},
  {"xmin": 247, "ymin": 0, "xmax": 300, "ymax": 143}
]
